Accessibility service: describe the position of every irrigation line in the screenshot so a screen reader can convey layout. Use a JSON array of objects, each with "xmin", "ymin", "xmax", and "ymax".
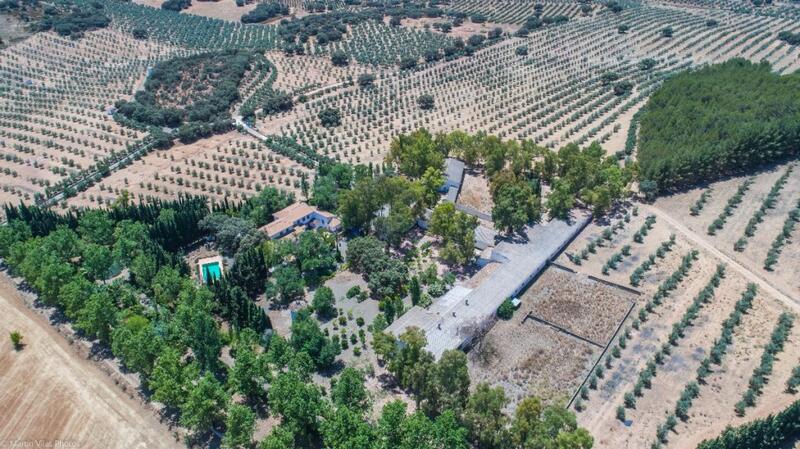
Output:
[
  {"xmin": 548, "ymin": 261, "xmax": 578, "ymax": 274},
  {"xmin": 586, "ymin": 274, "xmax": 642, "ymax": 296},
  {"xmin": 522, "ymin": 312, "xmax": 604, "ymax": 348},
  {"xmin": 567, "ymin": 300, "xmax": 637, "ymax": 409}
]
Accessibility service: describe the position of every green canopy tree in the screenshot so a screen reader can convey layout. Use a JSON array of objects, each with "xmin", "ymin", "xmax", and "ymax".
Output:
[
  {"xmin": 223, "ymin": 404, "xmax": 256, "ymax": 449},
  {"xmin": 181, "ymin": 372, "xmax": 229, "ymax": 435}
]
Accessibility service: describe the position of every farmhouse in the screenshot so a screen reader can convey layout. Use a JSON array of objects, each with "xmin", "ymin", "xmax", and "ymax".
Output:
[
  {"xmin": 260, "ymin": 202, "xmax": 342, "ymax": 239},
  {"xmin": 387, "ymin": 211, "xmax": 591, "ymax": 358}
]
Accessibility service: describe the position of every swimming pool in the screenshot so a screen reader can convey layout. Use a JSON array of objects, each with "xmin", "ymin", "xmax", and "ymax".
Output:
[{"xmin": 201, "ymin": 261, "xmax": 222, "ymax": 282}]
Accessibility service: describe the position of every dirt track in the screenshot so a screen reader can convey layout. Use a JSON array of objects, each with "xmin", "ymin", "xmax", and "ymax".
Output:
[{"xmin": 0, "ymin": 274, "xmax": 181, "ymax": 449}]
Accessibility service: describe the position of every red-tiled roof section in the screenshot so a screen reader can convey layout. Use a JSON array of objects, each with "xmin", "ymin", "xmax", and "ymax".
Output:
[{"xmin": 260, "ymin": 202, "xmax": 338, "ymax": 238}]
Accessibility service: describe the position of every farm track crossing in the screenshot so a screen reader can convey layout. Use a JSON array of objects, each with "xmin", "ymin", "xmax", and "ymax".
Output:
[{"xmin": 645, "ymin": 204, "xmax": 800, "ymax": 311}]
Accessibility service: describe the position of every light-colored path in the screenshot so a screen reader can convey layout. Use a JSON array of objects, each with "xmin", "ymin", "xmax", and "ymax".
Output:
[
  {"xmin": 0, "ymin": 272, "xmax": 180, "ymax": 449},
  {"xmin": 644, "ymin": 204, "xmax": 800, "ymax": 312}
]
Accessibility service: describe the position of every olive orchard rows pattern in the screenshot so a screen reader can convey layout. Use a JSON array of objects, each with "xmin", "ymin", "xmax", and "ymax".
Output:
[{"xmin": 254, "ymin": 5, "xmax": 800, "ymax": 167}]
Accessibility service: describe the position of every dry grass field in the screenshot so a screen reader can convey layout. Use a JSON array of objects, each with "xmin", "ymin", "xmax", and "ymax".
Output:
[
  {"xmin": 469, "ymin": 267, "xmax": 635, "ymax": 409},
  {"xmin": 469, "ymin": 315, "xmax": 599, "ymax": 409},
  {"xmin": 0, "ymin": 273, "xmax": 180, "ymax": 449},
  {"xmin": 523, "ymin": 268, "xmax": 635, "ymax": 344}
]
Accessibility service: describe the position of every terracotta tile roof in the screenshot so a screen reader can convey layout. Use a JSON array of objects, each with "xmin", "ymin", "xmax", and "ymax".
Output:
[
  {"xmin": 273, "ymin": 202, "xmax": 316, "ymax": 222},
  {"xmin": 259, "ymin": 202, "xmax": 340, "ymax": 238}
]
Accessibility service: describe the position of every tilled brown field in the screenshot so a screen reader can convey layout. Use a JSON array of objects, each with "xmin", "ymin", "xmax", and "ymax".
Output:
[{"xmin": 0, "ymin": 275, "xmax": 180, "ymax": 449}]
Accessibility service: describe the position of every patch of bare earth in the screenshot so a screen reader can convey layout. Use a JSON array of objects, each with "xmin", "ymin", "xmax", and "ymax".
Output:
[
  {"xmin": 0, "ymin": 272, "xmax": 181, "ymax": 449},
  {"xmin": 469, "ymin": 315, "xmax": 598, "ymax": 410},
  {"xmin": 469, "ymin": 267, "xmax": 634, "ymax": 410},
  {"xmin": 457, "ymin": 169, "xmax": 493, "ymax": 216}
]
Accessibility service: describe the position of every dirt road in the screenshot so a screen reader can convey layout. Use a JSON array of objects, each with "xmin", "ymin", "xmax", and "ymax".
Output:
[
  {"xmin": 644, "ymin": 204, "xmax": 800, "ymax": 312},
  {"xmin": 0, "ymin": 273, "xmax": 181, "ymax": 449}
]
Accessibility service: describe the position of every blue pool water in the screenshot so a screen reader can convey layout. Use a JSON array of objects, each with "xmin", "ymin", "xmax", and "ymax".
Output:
[{"xmin": 201, "ymin": 262, "xmax": 222, "ymax": 282}]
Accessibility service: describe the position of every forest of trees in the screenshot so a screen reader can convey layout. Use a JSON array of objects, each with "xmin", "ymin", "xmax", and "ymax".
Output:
[
  {"xmin": 0, "ymin": 184, "xmax": 594, "ymax": 448},
  {"xmin": 0, "ymin": 0, "xmax": 111, "ymax": 38},
  {"xmin": 637, "ymin": 59, "xmax": 800, "ymax": 192},
  {"xmin": 115, "ymin": 50, "xmax": 255, "ymax": 142}
]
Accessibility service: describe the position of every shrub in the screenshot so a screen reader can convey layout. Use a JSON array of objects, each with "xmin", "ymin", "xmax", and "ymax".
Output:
[
  {"xmin": 497, "ymin": 299, "xmax": 515, "ymax": 320},
  {"xmin": 417, "ymin": 94, "xmax": 435, "ymax": 110},
  {"xmin": 357, "ymin": 73, "xmax": 376, "ymax": 88},
  {"xmin": 346, "ymin": 285, "xmax": 361, "ymax": 299},
  {"xmin": 10, "ymin": 331, "xmax": 23, "ymax": 350},
  {"xmin": 331, "ymin": 50, "xmax": 350, "ymax": 66},
  {"xmin": 318, "ymin": 108, "xmax": 342, "ymax": 127}
]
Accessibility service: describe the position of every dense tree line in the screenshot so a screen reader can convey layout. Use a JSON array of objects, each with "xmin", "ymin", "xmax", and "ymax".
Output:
[
  {"xmin": 115, "ymin": 50, "xmax": 253, "ymax": 137},
  {"xmin": 638, "ymin": 59, "xmax": 800, "ymax": 192},
  {"xmin": 161, "ymin": 0, "xmax": 191, "ymax": 12},
  {"xmin": 697, "ymin": 400, "xmax": 799, "ymax": 449},
  {"xmin": 17, "ymin": 0, "xmax": 111, "ymax": 38},
  {"xmin": 241, "ymin": 1, "xmax": 289, "ymax": 23},
  {"xmin": 4, "ymin": 195, "xmax": 209, "ymax": 251}
]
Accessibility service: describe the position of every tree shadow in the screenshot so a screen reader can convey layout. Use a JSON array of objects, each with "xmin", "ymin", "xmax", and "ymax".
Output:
[{"xmin": 317, "ymin": 359, "xmax": 345, "ymax": 378}]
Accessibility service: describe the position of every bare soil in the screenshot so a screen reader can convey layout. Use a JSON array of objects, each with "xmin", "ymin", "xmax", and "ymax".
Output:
[
  {"xmin": 0, "ymin": 272, "xmax": 181, "ymax": 449},
  {"xmin": 457, "ymin": 169, "xmax": 493, "ymax": 216},
  {"xmin": 653, "ymin": 163, "xmax": 800, "ymax": 302}
]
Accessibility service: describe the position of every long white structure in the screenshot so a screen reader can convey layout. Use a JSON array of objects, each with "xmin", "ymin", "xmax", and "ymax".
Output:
[{"xmin": 387, "ymin": 211, "xmax": 591, "ymax": 358}]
